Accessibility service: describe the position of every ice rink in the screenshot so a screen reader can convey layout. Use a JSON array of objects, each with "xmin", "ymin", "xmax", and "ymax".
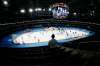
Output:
[
  {"xmin": 11, "ymin": 27, "xmax": 93, "ymax": 44},
  {"xmin": 2, "ymin": 27, "xmax": 94, "ymax": 48}
]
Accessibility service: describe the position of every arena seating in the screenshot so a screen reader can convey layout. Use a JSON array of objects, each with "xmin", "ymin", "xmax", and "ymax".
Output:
[
  {"xmin": 0, "ymin": 20, "xmax": 100, "ymax": 66},
  {"xmin": 0, "ymin": 45, "xmax": 96, "ymax": 66}
]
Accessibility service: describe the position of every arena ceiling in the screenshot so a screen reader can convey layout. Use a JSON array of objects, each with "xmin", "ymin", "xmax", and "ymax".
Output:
[{"xmin": 0, "ymin": 0, "xmax": 100, "ymax": 22}]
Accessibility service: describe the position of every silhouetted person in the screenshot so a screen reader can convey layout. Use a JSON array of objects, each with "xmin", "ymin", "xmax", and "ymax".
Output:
[{"xmin": 48, "ymin": 34, "xmax": 58, "ymax": 48}]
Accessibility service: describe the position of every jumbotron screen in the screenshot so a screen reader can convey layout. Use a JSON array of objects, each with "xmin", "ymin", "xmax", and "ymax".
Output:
[{"xmin": 51, "ymin": 3, "xmax": 69, "ymax": 19}]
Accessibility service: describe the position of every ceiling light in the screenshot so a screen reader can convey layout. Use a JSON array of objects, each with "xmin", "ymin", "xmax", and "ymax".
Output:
[
  {"xmin": 29, "ymin": 8, "xmax": 33, "ymax": 13},
  {"xmin": 20, "ymin": 9, "xmax": 26, "ymax": 13}
]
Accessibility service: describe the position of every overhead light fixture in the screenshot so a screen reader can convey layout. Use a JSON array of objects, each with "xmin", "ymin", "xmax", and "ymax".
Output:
[
  {"xmin": 3, "ymin": 1, "xmax": 8, "ymax": 6},
  {"xmin": 20, "ymin": 9, "xmax": 26, "ymax": 13},
  {"xmin": 73, "ymin": 12, "xmax": 77, "ymax": 16},
  {"xmin": 29, "ymin": 8, "xmax": 33, "ymax": 13},
  {"xmin": 35, "ymin": 8, "xmax": 42, "ymax": 11},
  {"xmin": 48, "ymin": 8, "xmax": 52, "ymax": 11}
]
